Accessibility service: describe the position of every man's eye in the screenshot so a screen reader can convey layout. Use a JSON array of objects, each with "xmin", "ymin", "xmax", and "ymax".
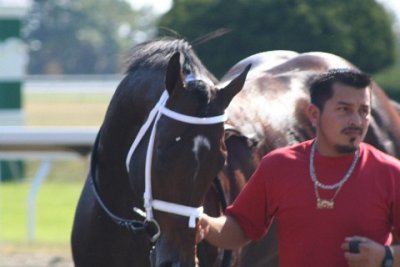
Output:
[{"xmin": 360, "ymin": 109, "xmax": 370, "ymax": 117}]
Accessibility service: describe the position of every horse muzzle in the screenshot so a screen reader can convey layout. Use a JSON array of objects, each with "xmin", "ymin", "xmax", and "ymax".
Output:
[{"xmin": 149, "ymin": 235, "xmax": 198, "ymax": 267}]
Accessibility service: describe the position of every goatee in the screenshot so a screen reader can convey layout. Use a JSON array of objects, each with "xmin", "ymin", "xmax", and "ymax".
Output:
[{"xmin": 335, "ymin": 138, "xmax": 358, "ymax": 154}]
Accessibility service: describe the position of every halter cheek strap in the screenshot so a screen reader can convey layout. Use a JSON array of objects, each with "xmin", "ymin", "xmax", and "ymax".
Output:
[{"xmin": 126, "ymin": 90, "xmax": 226, "ymax": 229}]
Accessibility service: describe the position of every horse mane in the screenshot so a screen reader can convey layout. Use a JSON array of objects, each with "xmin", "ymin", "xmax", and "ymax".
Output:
[{"xmin": 125, "ymin": 38, "xmax": 217, "ymax": 83}]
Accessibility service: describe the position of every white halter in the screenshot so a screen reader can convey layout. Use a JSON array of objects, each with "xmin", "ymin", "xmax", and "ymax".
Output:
[{"xmin": 126, "ymin": 90, "xmax": 227, "ymax": 228}]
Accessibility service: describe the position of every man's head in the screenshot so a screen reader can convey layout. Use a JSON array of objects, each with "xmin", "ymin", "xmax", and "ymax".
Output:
[
  {"xmin": 308, "ymin": 69, "xmax": 372, "ymax": 156},
  {"xmin": 310, "ymin": 68, "xmax": 371, "ymax": 111}
]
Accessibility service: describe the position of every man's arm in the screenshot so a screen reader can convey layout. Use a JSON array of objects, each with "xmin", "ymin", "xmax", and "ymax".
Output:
[{"xmin": 197, "ymin": 214, "xmax": 250, "ymax": 250}]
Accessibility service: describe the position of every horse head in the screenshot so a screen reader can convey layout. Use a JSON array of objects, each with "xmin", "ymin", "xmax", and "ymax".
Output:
[{"xmin": 125, "ymin": 50, "xmax": 251, "ymax": 267}]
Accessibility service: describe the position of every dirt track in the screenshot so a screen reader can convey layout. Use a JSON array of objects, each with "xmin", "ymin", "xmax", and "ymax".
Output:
[{"xmin": 0, "ymin": 245, "xmax": 73, "ymax": 267}]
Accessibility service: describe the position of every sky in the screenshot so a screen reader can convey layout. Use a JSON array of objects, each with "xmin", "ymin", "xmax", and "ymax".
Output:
[
  {"xmin": 376, "ymin": 0, "xmax": 400, "ymax": 23},
  {"xmin": 126, "ymin": 0, "xmax": 172, "ymax": 14},
  {"xmin": 126, "ymin": 0, "xmax": 400, "ymax": 23}
]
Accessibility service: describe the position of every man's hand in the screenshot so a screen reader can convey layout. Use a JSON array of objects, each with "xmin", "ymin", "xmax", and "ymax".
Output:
[
  {"xmin": 195, "ymin": 214, "xmax": 249, "ymax": 250},
  {"xmin": 196, "ymin": 214, "xmax": 211, "ymax": 244},
  {"xmin": 342, "ymin": 236, "xmax": 385, "ymax": 267}
]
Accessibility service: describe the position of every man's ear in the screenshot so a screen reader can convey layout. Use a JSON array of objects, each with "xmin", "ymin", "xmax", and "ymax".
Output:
[{"xmin": 307, "ymin": 104, "xmax": 320, "ymax": 128}]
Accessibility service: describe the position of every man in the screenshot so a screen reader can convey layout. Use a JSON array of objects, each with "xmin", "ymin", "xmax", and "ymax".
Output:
[{"xmin": 198, "ymin": 69, "xmax": 400, "ymax": 267}]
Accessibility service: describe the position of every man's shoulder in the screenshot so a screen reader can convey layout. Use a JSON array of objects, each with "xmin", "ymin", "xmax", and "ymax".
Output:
[
  {"xmin": 360, "ymin": 142, "xmax": 400, "ymax": 167},
  {"xmin": 264, "ymin": 139, "xmax": 312, "ymax": 161},
  {"xmin": 269, "ymin": 139, "xmax": 312, "ymax": 153}
]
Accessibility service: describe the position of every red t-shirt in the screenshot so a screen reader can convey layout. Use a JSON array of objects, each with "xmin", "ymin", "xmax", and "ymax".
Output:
[{"xmin": 226, "ymin": 140, "xmax": 400, "ymax": 267}]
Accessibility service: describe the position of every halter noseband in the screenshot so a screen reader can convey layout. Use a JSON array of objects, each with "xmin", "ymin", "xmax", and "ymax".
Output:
[{"xmin": 126, "ymin": 90, "xmax": 226, "ymax": 230}]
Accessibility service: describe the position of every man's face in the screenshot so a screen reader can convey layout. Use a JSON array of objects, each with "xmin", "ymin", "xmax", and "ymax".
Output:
[{"xmin": 309, "ymin": 82, "xmax": 371, "ymax": 156}]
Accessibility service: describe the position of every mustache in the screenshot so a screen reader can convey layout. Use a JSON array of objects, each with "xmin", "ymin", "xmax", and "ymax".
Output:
[{"xmin": 341, "ymin": 127, "xmax": 363, "ymax": 135}]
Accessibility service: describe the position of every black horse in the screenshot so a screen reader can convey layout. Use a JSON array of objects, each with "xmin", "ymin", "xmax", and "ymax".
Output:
[{"xmin": 71, "ymin": 38, "xmax": 250, "ymax": 267}]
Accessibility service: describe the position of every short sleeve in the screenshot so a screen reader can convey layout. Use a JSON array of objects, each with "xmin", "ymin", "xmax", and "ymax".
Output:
[{"xmin": 226, "ymin": 158, "xmax": 273, "ymax": 240}]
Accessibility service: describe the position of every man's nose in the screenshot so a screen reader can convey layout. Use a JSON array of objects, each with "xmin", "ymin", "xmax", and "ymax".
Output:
[{"xmin": 348, "ymin": 112, "xmax": 363, "ymax": 126}]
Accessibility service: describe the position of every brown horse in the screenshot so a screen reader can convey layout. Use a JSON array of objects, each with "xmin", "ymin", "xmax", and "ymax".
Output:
[
  {"xmin": 211, "ymin": 51, "xmax": 400, "ymax": 267},
  {"xmin": 71, "ymin": 38, "xmax": 250, "ymax": 267}
]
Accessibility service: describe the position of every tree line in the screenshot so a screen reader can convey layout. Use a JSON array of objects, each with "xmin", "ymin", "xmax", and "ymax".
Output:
[{"xmin": 24, "ymin": 0, "xmax": 397, "ymax": 78}]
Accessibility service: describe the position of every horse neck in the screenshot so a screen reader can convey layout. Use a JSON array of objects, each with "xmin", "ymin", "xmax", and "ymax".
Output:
[
  {"xmin": 95, "ymin": 95, "xmax": 151, "ymax": 210},
  {"xmin": 99, "ymin": 73, "xmax": 164, "ymax": 161}
]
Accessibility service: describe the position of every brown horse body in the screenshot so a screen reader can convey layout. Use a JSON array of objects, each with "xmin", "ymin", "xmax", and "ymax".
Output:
[{"xmin": 213, "ymin": 51, "xmax": 400, "ymax": 267}]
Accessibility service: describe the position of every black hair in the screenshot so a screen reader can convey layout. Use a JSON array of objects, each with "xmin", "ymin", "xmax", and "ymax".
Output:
[{"xmin": 309, "ymin": 68, "xmax": 371, "ymax": 111}]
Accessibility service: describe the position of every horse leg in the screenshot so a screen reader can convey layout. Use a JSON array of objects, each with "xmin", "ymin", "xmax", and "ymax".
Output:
[{"xmin": 71, "ymin": 179, "xmax": 151, "ymax": 267}]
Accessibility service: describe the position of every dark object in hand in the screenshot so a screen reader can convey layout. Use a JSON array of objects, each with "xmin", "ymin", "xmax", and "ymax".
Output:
[{"xmin": 348, "ymin": 240, "xmax": 361, "ymax": 253}]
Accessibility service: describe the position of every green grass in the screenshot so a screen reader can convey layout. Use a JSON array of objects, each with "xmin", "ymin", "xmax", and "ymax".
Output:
[
  {"xmin": 0, "ymin": 89, "xmax": 111, "ymax": 247},
  {"xmin": 36, "ymin": 183, "xmax": 82, "ymax": 243},
  {"xmin": 0, "ymin": 182, "xmax": 82, "ymax": 243},
  {"xmin": 0, "ymin": 181, "xmax": 82, "ymax": 244},
  {"xmin": 0, "ymin": 183, "xmax": 27, "ymax": 242}
]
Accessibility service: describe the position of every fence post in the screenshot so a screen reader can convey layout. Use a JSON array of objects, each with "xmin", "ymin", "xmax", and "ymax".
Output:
[
  {"xmin": 0, "ymin": 1, "xmax": 31, "ymax": 181},
  {"xmin": 27, "ymin": 160, "xmax": 52, "ymax": 242}
]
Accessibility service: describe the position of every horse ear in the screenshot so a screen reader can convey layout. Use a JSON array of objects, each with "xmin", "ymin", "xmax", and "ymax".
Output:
[
  {"xmin": 165, "ymin": 52, "xmax": 185, "ymax": 95},
  {"xmin": 221, "ymin": 64, "xmax": 251, "ymax": 108}
]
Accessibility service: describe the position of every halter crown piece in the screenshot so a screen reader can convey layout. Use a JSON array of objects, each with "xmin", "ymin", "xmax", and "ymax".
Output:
[
  {"xmin": 309, "ymin": 141, "xmax": 359, "ymax": 209},
  {"xmin": 126, "ymin": 89, "xmax": 227, "ymax": 229}
]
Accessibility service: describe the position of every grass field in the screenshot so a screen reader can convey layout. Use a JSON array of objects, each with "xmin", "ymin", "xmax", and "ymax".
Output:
[
  {"xmin": 0, "ymin": 182, "xmax": 82, "ymax": 243},
  {"xmin": 0, "ymin": 89, "xmax": 113, "ymax": 247}
]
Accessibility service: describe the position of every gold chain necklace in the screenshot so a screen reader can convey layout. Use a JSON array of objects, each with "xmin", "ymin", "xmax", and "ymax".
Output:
[{"xmin": 309, "ymin": 141, "xmax": 359, "ymax": 209}]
